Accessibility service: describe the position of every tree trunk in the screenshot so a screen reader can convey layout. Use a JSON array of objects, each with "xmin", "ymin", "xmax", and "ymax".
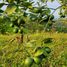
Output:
[
  {"xmin": 19, "ymin": 34, "xmax": 24, "ymax": 44},
  {"xmin": 16, "ymin": 33, "xmax": 24, "ymax": 44}
]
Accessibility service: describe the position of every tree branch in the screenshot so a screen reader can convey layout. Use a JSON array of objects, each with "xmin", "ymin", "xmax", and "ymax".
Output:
[
  {"xmin": 51, "ymin": 3, "xmax": 67, "ymax": 15},
  {"xmin": 45, "ymin": 3, "xmax": 67, "ymax": 31}
]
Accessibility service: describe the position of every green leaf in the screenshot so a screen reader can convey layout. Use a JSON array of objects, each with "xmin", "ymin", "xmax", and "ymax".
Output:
[
  {"xmin": 22, "ymin": 2, "xmax": 32, "ymax": 8},
  {"xmin": 6, "ymin": 0, "xmax": 15, "ymax": 3},
  {"xmin": 0, "ymin": 9, "xmax": 4, "ymax": 13},
  {"xmin": 48, "ymin": 0, "xmax": 54, "ymax": 2},
  {"xmin": 41, "ymin": 0, "xmax": 54, "ymax": 2},
  {"xmin": 23, "ymin": 28, "xmax": 29, "ymax": 34},
  {"xmin": 41, "ymin": 0, "xmax": 46, "ymax": 2},
  {"xmin": 34, "ymin": 49, "xmax": 44, "ymax": 57},
  {"xmin": 30, "ymin": 14, "xmax": 37, "ymax": 21},
  {"xmin": 33, "ymin": 57, "xmax": 42, "ymax": 64},
  {"xmin": 4, "ymin": 4, "xmax": 17, "ymax": 15},
  {"xmin": 0, "ymin": 3, "xmax": 4, "ymax": 8}
]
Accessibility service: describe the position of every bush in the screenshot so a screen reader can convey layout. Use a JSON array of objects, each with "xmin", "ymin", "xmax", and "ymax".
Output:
[
  {"xmin": 52, "ymin": 19, "xmax": 67, "ymax": 33},
  {"xmin": 0, "ymin": 17, "xmax": 13, "ymax": 34}
]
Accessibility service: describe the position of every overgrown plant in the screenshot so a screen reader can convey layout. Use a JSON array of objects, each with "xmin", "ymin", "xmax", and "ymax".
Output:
[{"xmin": 0, "ymin": 0, "xmax": 67, "ymax": 67}]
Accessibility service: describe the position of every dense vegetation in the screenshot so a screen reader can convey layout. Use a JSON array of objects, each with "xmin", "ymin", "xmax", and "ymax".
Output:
[
  {"xmin": 0, "ymin": 0, "xmax": 67, "ymax": 67},
  {"xmin": 0, "ymin": 32, "xmax": 67, "ymax": 67}
]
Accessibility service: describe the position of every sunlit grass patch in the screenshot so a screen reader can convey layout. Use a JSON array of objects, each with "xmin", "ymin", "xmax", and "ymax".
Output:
[{"xmin": 0, "ymin": 32, "xmax": 67, "ymax": 67}]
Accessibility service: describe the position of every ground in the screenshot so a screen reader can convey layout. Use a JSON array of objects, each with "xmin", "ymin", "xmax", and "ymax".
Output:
[{"xmin": 0, "ymin": 32, "xmax": 67, "ymax": 67}]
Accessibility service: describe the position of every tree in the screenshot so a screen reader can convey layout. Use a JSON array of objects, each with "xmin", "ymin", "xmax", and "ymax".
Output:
[
  {"xmin": 0, "ymin": 0, "xmax": 67, "ymax": 43},
  {"xmin": 0, "ymin": 0, "xmax": 33, "ymax": 43}
]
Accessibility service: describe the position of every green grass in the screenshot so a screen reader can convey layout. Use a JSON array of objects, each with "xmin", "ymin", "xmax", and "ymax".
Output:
[{"xmin": 0, "ymin": 32, "xmax": 67, "ymax": 67}]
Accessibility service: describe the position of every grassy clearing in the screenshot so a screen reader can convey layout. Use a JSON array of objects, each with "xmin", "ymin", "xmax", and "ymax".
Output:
[{"xmin": 0, "ymin": 32, "xmax": 67, "ymax": 67}]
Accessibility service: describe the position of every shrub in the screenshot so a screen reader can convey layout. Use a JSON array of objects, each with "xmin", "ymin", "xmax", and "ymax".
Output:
[{"xmin": 52, "ymin": 19, "xmax": 67, "ymax": 33}]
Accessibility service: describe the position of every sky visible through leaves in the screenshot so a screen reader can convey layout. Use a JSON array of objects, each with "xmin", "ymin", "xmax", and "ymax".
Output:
[{"xmin": 0, "ymin": 0, "xmax": 61, "ymax": 19}]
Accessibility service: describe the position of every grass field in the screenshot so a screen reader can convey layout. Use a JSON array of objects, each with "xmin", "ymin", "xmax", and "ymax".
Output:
[{"xmin": 0, "ymin": 32, "xmax": 67, "ymax": 67}]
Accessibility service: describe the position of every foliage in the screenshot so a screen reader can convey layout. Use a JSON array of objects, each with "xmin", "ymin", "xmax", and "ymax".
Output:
[
  {"xmin": 0, "ymin": 0, "xmax": 67, "ymax": 33},
  {"xmin": 0, "ymin": 32, "xmax": 67, "ymax": 67},
  {"xmin": 0, "ymin": 0, "xmax": 67, "ymax": 67},
  {"xmin": 0, "ymin": 17, "xmax": 8, "ymax": 34},
  {"xmin": 0, "ymin": 16, "xmax": 14, "ymax": 34},
  {"xmin": 0, "ymin": 0, "xmax": 54, "ymax": 34},
  {"xmin": 52, "ymin": 18, "xmax": 67, "ymax": 33}
]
